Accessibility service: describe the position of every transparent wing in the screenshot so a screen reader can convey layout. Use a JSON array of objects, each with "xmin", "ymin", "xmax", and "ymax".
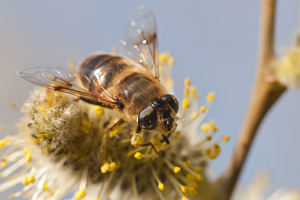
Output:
[
  {"xmin": 16, "ymin": 66, "xmax": 117, "ymax": 108},
  {"xmin": 121, "ymin": 6, "xmax": 159, "ymax": 79}
]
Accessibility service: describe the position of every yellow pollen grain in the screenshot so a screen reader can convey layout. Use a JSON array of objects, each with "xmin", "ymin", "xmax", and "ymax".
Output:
[
  {"xmin": 134, "ymin": 152, "xmax": 143, "ymax": 160},
  {"xmin": 28, "ymin": 174, "xmax": 35, "ymax": 183},
  {"xmin": 189, "ymin": 182, "xmax": 198, "ymax": 189},
  {"xmin": 167, "ymin": 56, "xmax": 174, "ymax": 66},
  {"xmin": 160, "ymin": 53, "xmax": 169, "ymax": 63},
  {"xmin": 201, "ymin": 123, "xmax": 210, "ymax": 133},
  {"xmin": 206, "ymin": 135, "xmax": 212, "ymax": 141},
  {"xmin": 26, "ymin": 154, "xmax": 32, "ymax": 162},
  {"xmin": 75, "ymin": 189, "xmax": 86, "ymax": 200},
  {"xmin": 94, "ymin": 106, "xmax": 104, "ymax": 117},
  {"xmin": 184, "ymin": 161, "xmax": 191, "ymax": 167},
  {"xmin": 100, "ymin": 162, "xmax": 110, "ymax": 173},
  {"xmin": 207, "ymin": 92, "xmax": 215, "ymax": 102},
  {"xmin": 182, "ymin": 197, "xmax": 189, "ymax": 200},
  {"xmin": 223, "ymin": 135, "xmax": 230, "ymax": 141},
  {"xmin": 184, "ymin": 78, "xmax": 191, "ymax": 86},
  {"xmin": 43, "ymin": 184, "xmax": 49, "ymax": 191},
  {"xmin": 108, "ymin": 162, "xmax": 117, "ymax": 171},
  {"xmin": 200, "ymin": 106, "xmax": 206, "ymax": 113},
  {"xmin": 0, "ymin": 137, "xmax": 10, "ymax": 148},
  {"xmin": 126, "ymin": 150, "xmax": 135, "ymax": 157},
  {"xmin": 186, "ymin": 174, "xmax": 196, "ymax": 181},
  {"xmin": 193, "ymin": 167, "xmax": 202, "ymax": 173},
  {"xmin": 196, "ymin": 174, "xmax": 204, "ymax": 181},
  {"xmin": 158, "ymin": 183, "xmax": 165, "ymax": 191},
  {"xmin": 189, "ymin": 186, "xmax": 197, "ymax": 196},
  {"xmin": 181, "ymin": 186, "xmax": 189, "ymax": 193},
  {"xmin": 182, "ymin": 99, "xmax": 189, "ymax": 109},
  {"xmin": 1, "ymin": 161, "xmax": 6, "ymax": 168},
  {"xmin": 173, "ymin": 166, "xmax": 181, "ymax": 173},
  {"xmin": 109, "ymin": 125, "xmax": 123, "ymax": 138},
  {"xmin": 23, "ymin": 177, "xmax": 29, "ymax": 185},
  {"xmin": 94, "ymin": 199, "xmax": 99, "ymax": 200}
]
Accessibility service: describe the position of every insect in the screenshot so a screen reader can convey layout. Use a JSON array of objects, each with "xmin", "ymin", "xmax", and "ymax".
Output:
[{"xmin": 17, "ymin": 6, "xmax": 178, "ymax": 154}]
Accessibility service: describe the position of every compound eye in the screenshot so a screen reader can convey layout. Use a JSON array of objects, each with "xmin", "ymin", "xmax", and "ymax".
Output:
[
  {"xmin": 138, "ymin": 105, "xmax": 157, "ymax": 130},
  {"xmin": 162, "ymin": 94, "xmax": 179, "ymax": 113}
]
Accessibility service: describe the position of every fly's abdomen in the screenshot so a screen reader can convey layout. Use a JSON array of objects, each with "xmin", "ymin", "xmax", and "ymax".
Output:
[{"xmin": 79, "ymin": 54, "xmax": 128, "ymax": 93}]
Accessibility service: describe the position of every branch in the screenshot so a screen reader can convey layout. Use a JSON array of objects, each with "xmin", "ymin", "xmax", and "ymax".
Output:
[{"xmin": 216, "ymin": 0, "xmax": 286, "ymax": 199}]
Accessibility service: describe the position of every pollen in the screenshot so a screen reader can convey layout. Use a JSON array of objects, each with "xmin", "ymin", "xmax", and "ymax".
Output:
[
  {"xmin": 182, "ymin": 197, "xmax": 189, "ymax": 200},
  {"xmin": 100, "ymin": 162, "xmax": 110, "ymax": 173},
  {"xmin": 94, "ymin": 106, "xmax": 104, "ymax": 117},
  {"xmin": 184, "ymin": 161, "xmax": 191, "ymax": 167},
  {"xmin": 200, "ymin": 106, "xmax": 206, "ymax": 113},
  {"xmin": 158, "ymin": 183, "xmax": 165, "ymax": 191},
  {"xmin": 184, "ymin": 78, "xmax": 191, "ymax": 86},
  {"xmin": 109, "ymin": 124, "xmax": 123, "ymax": 138},
  {"xmin": 207, "ymin": 92, "xmax": 215, "ymax": 102},
  {"xmin": 1, "ymin": 160, "xmax": 6, "ymax": 168},
  {"xmin": 75, "ymin": 189, "xmax": 87, "ymax": 200},
  {"xmin": 134, "ymin": 152, "xmax": 143, "ymax": 160},
  {"xmin": 183, "ymin": 99, "xmax": 190, "ymax": 109},
  {"xmin": 25, "ymin": 153, "xmax": 32, "ymax": 162},
  {"xmin": 223, "ymin": 135, "xmax": 230, "ymax": 141},
  {"xmin": 167, "ymin": 56, "xmax": 174, "ymax": 67},
  {"xmin": 173, "ymin": 166, "xmax": 181, "ymax": 173},
  {"xmin": 43, "ymin": 184, "xmax": 49, "ymax": 191},
  {"xmin": 0, "ymin": 137, "xmax": 10, "ymax": 148}
]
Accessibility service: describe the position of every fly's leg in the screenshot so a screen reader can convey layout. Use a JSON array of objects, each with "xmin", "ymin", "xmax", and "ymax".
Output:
[
  {"xmin": 101, "ymin": 119, "xmax": 125, "ymax": 161},
  {"xmin": 131, "ymin": 126, "xmax": 159, "ymax": 156}
]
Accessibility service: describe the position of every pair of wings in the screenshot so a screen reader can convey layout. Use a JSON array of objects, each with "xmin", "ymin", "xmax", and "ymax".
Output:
[{"xmin": 17, "ymin": 6, "xmax": 159, "ymax": 108}]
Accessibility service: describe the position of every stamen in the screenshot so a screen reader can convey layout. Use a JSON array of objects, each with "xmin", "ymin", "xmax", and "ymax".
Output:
[
  {"xmin": 131, "ymin": 175, "xmax": 138, "ymax": 200},
  {"xmin": 0, "ymin": 158, "xmax": 26, "ymax": 178},
  {"xmin": 150, "ymin": 178, "xmax": 166, "ymax": 200},
  {"xmin": 150, "ymin": 165, "xmax": 164, "ymax": 191}
]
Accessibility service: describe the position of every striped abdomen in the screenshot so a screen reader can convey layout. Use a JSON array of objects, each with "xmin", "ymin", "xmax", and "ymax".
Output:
[{"xmin": 79, "ymin": 54, "xmax": 129, "ymax": 93}]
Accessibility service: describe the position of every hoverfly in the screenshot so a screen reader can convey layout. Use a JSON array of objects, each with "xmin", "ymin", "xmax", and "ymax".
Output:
[{"xmin": 17, "ymin": 6, "xmax": 179, "ymax": 154}]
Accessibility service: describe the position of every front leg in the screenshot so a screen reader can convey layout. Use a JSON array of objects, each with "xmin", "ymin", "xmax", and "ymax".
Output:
[
  {"xmin": 101, "ymin": 118, "xmax": 125, "ymax": 162},
  {"xmin": 131, "ymin": 126, "xmax": 159, "ymax": 156}
]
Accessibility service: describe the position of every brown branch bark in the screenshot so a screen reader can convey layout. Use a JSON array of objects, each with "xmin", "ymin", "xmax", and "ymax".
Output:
[{"xmin": 216, "ymin": 0, "xmax": 286, "ymax": 199}]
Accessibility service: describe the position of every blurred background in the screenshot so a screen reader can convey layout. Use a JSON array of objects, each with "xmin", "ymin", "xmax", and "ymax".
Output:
[{"xmin": 0, "ymin": 0, "xmax": 299, "ymax": 198}]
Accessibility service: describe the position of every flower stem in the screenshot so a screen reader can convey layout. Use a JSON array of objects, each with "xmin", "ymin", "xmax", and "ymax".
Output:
[{"xmin": 217, "ymin": 0, "xmax": 286, "ymax": 199}]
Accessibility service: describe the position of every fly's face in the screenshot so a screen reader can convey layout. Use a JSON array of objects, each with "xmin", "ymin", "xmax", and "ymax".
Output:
[{"xmin": 138, "ymin": 94, "xmax": 179, "ymax": 143}]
